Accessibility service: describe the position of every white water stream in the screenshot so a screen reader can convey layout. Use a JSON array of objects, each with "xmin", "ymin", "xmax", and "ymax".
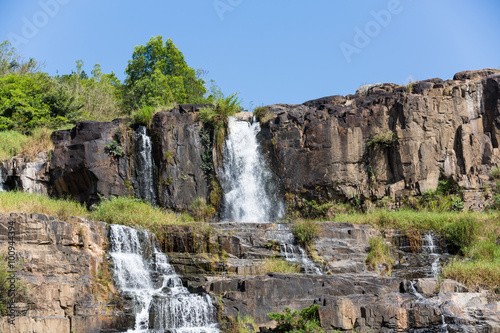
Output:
[
  {"xmin": 109, "ymin": 225, "xmax": 219, "ymax": 333},
  {"xmin": 134, "ymin": 126, "xmax": 157, "ymax": 205},
  {"xmin": 220, "ymin": 117, "xmax": 284, "ymax": 222}
]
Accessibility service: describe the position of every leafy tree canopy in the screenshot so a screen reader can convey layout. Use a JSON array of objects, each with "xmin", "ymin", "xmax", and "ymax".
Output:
[{"xmin": 124, "ymin": 36, "xmax": 206, "ymax": 110}]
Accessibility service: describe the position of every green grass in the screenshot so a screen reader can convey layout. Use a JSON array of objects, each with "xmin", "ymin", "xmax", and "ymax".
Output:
[
  {"xmin": 0, "ymin": 191, "xmax": 88, "ymax": 219},
  {"xmin": 90, "ymin": 196, "xmax": 193, "ymax": 229},
  {"xmin": 291, "ymin": 219, "xmax": 322, "ymax": 247},
  {"xmin": 258, "ymin": 258, "xmax": 301, "ymax": 274},
  {"xmin": 0, "ymin": 127, "xmax": 54, "ymax": 161},
  {"xmin": 442, "ymin": 259, "xmax": 500, "ymax": 292},
  {"xmin": 0, "ymin": 130, "xmax": 30, "ymax": 160},
  {"xmin": 366, "ymin": 236, "xmax": 394, "ymax": 271}
]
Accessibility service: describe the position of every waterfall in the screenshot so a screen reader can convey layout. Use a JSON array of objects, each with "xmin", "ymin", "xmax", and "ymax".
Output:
[
  {"xmin": 422, "ymin": 233, "xmax": 440, "ymax": 278},
  {"xmin": 109, "ymin": 225, "xmax": 219, "ymax": 333},
  {"xmin": 220, "ymin": 117, "xmax": 284, "ymax": 222},
  {"xmin": 0, "ymin": 165, "xmax": 6, "ymax": 192},
  {"xmin": 267, "ymin": 224, "xmax": 322, "ymax": 274},
  {"xmin": 408, "ymin": 280, "xmax": 449, "ymax": 332},
  {"xmin": 134, "ymin": 126, "xmax": 157, "ymax": 205}
]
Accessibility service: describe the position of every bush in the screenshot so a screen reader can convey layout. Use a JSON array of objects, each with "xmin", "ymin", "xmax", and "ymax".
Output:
[
  {"xmin": 268, "ymin": 305, "xmax": 324, "ymax": 333},
  {"xmin": 444, "ymin": 216, "xmax": 480, "ymax": 254},
  {"xmin": 366, "ymin": 236, "xmax": 394, "ymax": 270},
  {"xmin": 301, "ymin": 199, "xmax": 333, "ymax": 219},
  {"xmin": 291, "ymin": 220, "xmax": 321, "ymax": 248},
  {"xmin": 189, "ymin": 197, "xmax": 215, "ymax": 221},
  {"xmin": 366, "ymin": 130, "xmax": 398, "ymax": 149},
  {"xmin": 253, "ymin": 106, "xmax": 273, "ymax": 125},
  {"xmin": 490, "ymin": 166, "xmax": 500, "ymax": 180},
  {"xmin": 0, "ymin": 130, "xmax": 29, "ymax": 160},
  {"xmin": 199, "ymin": 91, "xmax": 242, "ymax": 156}
]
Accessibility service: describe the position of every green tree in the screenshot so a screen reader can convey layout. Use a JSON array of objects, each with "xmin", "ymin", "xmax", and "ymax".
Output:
[
  {"xmin": 0, "ymin": 40, "xmax": 41, "ymax": 76},
  {"xmin": 124, "ymin": 36, "xmax": 206, "ymax": 111}
]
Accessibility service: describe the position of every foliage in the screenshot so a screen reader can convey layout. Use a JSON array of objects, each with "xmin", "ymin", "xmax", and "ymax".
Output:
[
  {"xmin": 442, "ymin": 258, "xmax": 500, "ymax": 293},
  {"xmin": 267, "ymin": 305, "xmax": 324, "ymax": 333},
  {"xmin": 0, "ymin": 41, "xmax": 41, "ymax": 76},
  {"xmin": 253, "ymin": 106, "xmax": 273, "ymax": 125},
  {"xmin": 443, "ymin": 216, "xmax": 480, "ymax": 254},
  {"xmin": 0, "ymin": 130, "xmax": 30, "ymax": 160},
  {"xmin": 209, "ymin": 178, "xmax": 223, "ymax": 209},
  {"xmin": 490, "ymin": 166, "xmax": 500, "ymax": 180},
  {"xmin": 105, "ymin": 140, "xmax": 124, "ymax": 157},
  {"xmin": 132, "ymin": 105, "xmax": 156, "ymax": 126},
  {"xmin": 199, "ymin": 91, "xmax": 242, "ymax": 156},
  {"xmin": 236, "ymin": 313, "xmax": 258, "ymax": 333},
  {"xmin": 124, "ymin": 36, "xmax": 205, "ymax": 111},
  {"xmin": 258, "ymin": 258, "xmax": 301, "ymax": 274},
  {"xmin": 189, "ymin": 197, "xmax": 215, "ymax": 221},
  {"xmin": 300, "ymin": 199, "xmax": 333, "ymax": 218},
  {"xmin": 291, "ymin": 220, "xmax": 321, "ymax": 248},
  {"xmin": 366, "ymin": 130, "xmax": 398, "ymax": 149},
  {"xmin": 19, "ymin": 127, "xmax": 54, "ymax": 161},
  {"xmin": 0, "ymin": 191, "xmax": 88, "ymax": 221},
  {"xmin": 366, "ymin": 236, "xmax": 394, "ymax": 270},
  {"xmin": 54, "ymin": 61, "xmax": 123, "ymax": 122}
]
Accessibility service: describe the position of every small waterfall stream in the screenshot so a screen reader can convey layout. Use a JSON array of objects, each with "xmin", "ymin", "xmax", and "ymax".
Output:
[
  {"xmin": 109, "ymin": 225, "xmax": 219, "ymax": 333},
  {"xmin": 423, "ymin": 233, "xmax": 441, "ymax": 277},
  {"xmin": 220, "ymin": 117, "xmax": 284, "ymax": 222},
  {"xmin": 134, "ymin": 126, "xmax": 157, "ymax": 205},
  {"xmin": 267, "ymin": 224, "xmax": 323, "ymax": 274}
]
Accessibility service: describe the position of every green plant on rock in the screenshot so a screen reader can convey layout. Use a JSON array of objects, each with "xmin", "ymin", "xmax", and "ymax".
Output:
[
  {"xmin": 291, "ymin": 220, "xmax": 321, "ymax": 248},
  {"xmin": 444, "ymin": 216, "xmax": 480, "ymax": 255},
  {"xmin": 301, "ymin": 199, "xmax": 334, "ymax": 219},
  {"xmin": 366, "ymin": 236, "xmax": 394, "ymax": 272},
  {"xmin": 253, "ymin": 106, "xmax": 273, "ymax": 125},
  {"xmin": 267, "ymin": 304, "xmax": 324, "ymax": 333},
  {"xmin": 490, "ymin": 166, "xmax": 500, "ymax": 180},
  {"xmin": 366, "ymin": 130, "xmax": 398, "ymax": 149},
  {"xmin": 258, "ymin": 258, "xmax": 301, "ymax": 274},
  {"xmin": 189, "ymin": 197, "xmax": 215, "ymax": 221},
  {"xmin": 105, "ymin": 140, "xmax": 124, "ymax": 157},
  {"xmin": 199, "ymin": 91, "xmax": 242, "ymax": 157}
]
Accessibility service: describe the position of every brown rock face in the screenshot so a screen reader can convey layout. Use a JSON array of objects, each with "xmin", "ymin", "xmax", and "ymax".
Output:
[
  {"xmin": 0, "ymin": 213, "xmax": 131, "ymax": 333},
  {"xmin": 49, "ymin": 119, "xmax": 134, "ymax": 207},
  {"xmin": 260, "ymin": 69, "xmax": 500, "ymax": 208},
  {"xmin": 150, "ymin": 105, "xmax": 212, "ymax": 210}
]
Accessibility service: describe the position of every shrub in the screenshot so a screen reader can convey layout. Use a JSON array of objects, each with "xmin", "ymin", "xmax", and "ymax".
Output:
[
  {"xmin": 267, "ymin": 305, "xmax": 324, "ymax": 333},
  {"xmin": 366, "ymin": 236, "xmax": 394, "ymax": 270},
  {"xmin": 253, "ymin": 106, "xmax": 273, "ymax": 125},
  {"xmin": 463, "ymin": 240, "xmax": 500, "ymax": 261},
  {"xmin": 105, "ymin": 140, "xmax": 124, "ymax": 157},
  {"xmin": 490, "ymin": 166, "xmax": 500, "ymax": 180},
  {"xmin": 199, "ymin": 91, "xmax": 242, "ymax": 156},
  {"xmin": 366, "ymin": 130, "xmax": 398, "ymax": 149},
  {"xmin": 291, "ymin": 220, "xmax": 321, "ymax": 248},
  {"xmin": 132, "ymin": 105, "xmax": 156, "ymax": 126},
  {"xmin": 301, "ymin": 199, "xmax": 334, "ymax": 219},
  {"xmin": 20, "ymin": 127, "xmax": 54, "ymax": 161},
  {"xmin": 189, "ymin": 197, "xmax": 215, "ymax": 221},
  {"xmin": 444, "ymin": 216, "xmax": 480, "ymax": 254}
]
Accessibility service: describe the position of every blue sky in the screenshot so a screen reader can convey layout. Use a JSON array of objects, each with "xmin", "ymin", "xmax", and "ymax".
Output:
[{"xmin": 1, "ymin": 0, "xmax": 499, "ymax": 110}]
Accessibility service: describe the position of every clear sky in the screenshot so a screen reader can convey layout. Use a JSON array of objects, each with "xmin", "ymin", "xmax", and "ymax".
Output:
[{"xmin": 1, "ymin": 0, "xmax": 499, "ymax": 110}]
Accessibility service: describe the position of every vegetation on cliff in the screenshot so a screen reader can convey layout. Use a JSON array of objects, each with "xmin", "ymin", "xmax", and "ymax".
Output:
[{"xmin": 267, "ymin": 305, "xmax": 324, "ymax": 333}]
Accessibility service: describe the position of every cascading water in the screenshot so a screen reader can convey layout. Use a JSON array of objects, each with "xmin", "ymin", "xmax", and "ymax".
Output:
[
  {"xmin": 109, "ymin": 225, "xmax": 219, "ymax": 333},
  {"xmin": 422, "ymin": 233, "xmax": 441, "ymax": 278},
  {"xmin": 266, "ymin": 224, "xmax": 323, "ymax": 274},
  {"xmin": 0, "ymin": 166, "xmax": 6, "ymax": 192},
  {"xmin": 134, "ymin": 126, "xmax": 157, "ymax": 205},
  {"xmin": 220, "ymin": 117, "xmax": 284, "ymax": 222}
]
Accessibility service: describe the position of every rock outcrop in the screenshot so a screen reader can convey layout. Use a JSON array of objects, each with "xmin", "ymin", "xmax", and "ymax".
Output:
[
  {"xmin": 150, "ymin": 104, "xmax": 212, "ymax": 210},
  {"xmin": 0, "ymin": 213, "xmax": 130, "ymax": 333},
  {"xmin": 259, "ymin": 69, "xmax": 500, "ymax": 210}
]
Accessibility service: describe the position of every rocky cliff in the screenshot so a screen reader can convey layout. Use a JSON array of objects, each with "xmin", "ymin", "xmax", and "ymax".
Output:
[
  {"xmin": 259, "ymin": 69, "xmax": 500, "ymax": 210},
  {"xmin": 2, "ymin": 69, "xmax": 499, "ymax": 212},
  {"xmin": 0, "ymin": 213, "xmax": 130, "ymax": 333}
]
